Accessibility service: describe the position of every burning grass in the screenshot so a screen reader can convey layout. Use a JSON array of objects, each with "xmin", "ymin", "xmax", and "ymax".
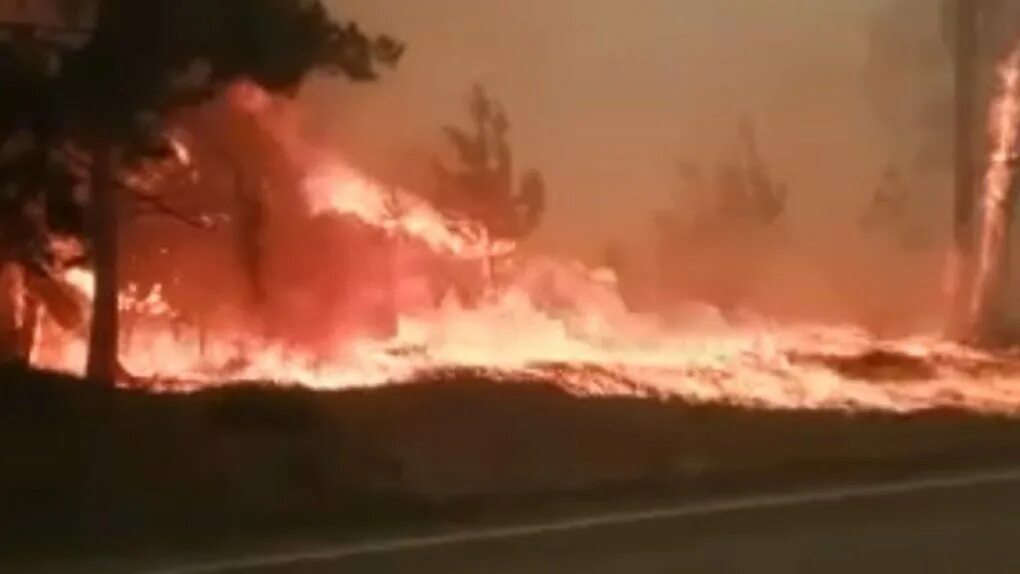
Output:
[
  {"xmin": 30, "ymin": 263, "xmax": 1020, "ymax": 416},
  {"xmin": 15, "ymin": 88, "xmax": 1020, "ymax": 418},
  {"xmin": 10, "ymin": 70, "xmax": 1020, "ymax": 566},
  {"xmin": 16, "ymin": 145, "xmax": 1020, "ymax": 417}
]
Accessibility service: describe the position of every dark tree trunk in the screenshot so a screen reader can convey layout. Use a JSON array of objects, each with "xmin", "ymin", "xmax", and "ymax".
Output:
[
  {"xmin": 17, "ymin": 294, "xmax": 39, "ymax": 362},
  {"xmin": 86, "ymin": 141, "xmax": 120, "ymax": 382},
  {"xmin": 950, "ymin": 0, "xmax": 979, "ymax": 337},
  {"xmin": 0, "ymin": 262, "xmax": 23, "ymax": 362},
  {"xmin": 379, "ymin": 235, "xmax": 398, "ymax": 339},
  {"xmin": 236, "ymin": 176, "xmax": 267, "ymax": 306}
]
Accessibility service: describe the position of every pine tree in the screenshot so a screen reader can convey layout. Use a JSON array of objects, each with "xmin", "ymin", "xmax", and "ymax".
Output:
[{"xmin": 0, "ymin": 0, "xmax": 403, "ymax": 379}]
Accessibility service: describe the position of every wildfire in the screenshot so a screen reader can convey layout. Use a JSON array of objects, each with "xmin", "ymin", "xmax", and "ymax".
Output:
[
  {"xmin": 22, "ymin": 156, "xmax": 1020, "ymax": 416},
  {"xmin": 303, "ymin": 163, "xmax": 514, "ymax": 259},
  {"xmin": 972, "ymin": 44, "xmax": 1020, "ymax": 328},
  {"xmin": 33, "ymin": 262, "xmax": 1020, "ymax": 414},
  {"xmin": 24, "ymin": 85, "xmax": 1020, "ymax": 416}
]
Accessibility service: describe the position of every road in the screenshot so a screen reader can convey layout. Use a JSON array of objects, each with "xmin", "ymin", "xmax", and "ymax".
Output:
[{"xmin": 152, "ymin": 468, "xmax": 1020, "ymax": 574}]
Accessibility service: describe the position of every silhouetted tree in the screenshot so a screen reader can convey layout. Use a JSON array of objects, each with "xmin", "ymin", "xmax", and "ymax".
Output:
[
  {"xmin": 654, "ymin": 118, "xmax": 788, "ymax": 311},
  {"xmin": 0, "ymin": 0, "xmax": 402, "ymax": 379},
  {"xmin": 663, "ymin": 119, "xmax": 787, "ymax": 241},
  {"xmin": 434, "ymin": 85, "xmax": 546, "ymax": 243},
  {"xmin": 0, "ymin": 30, "xmax": 89, "ymax": 363},
  {"xmin": 734, "ymin": 118, "xmax": 788, "ymax": 227},
  {"xmin": 870, "ymin": 0, "xmax": 1015, "ymax": 338},
  {"xmin": 191, "ymin": 97, "xmax": 284, "ymax": 311}
]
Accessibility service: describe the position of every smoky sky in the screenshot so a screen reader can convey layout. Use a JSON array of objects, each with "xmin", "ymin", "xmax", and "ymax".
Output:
[{"xmin": 309, "ymin": 0, "xmax": 927, "ymax": 260}]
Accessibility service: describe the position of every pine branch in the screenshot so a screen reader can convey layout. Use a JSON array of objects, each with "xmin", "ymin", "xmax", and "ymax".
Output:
[{"xmin": 131, "ymin": 192, "xmax": 213, "ymax": 229}]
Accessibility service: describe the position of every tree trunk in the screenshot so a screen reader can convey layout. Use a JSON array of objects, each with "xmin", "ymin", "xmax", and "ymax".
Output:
[
  {"xmin": 950, "ymin": 0, "xmax": 979, "ymax": 338},
  {"xmin": 236, "ymin": 176, "xmax": 267, "ymax": 306},
  {"xmin": 86, "ymin": 141, "xmax": 120, "ymax": 382},
  {"xmin": 17, "ymin": 294, "xmax": 39, "ymax": 363},
  {"xmin": 0, "ymin": 262, "xmax": 23, "ymax": 363}
]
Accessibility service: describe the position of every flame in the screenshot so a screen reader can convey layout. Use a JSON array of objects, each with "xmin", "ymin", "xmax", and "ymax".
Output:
[
  {"xmin": 24, "ymin": 87, "xmax": 1020, "ymax": 416},
  {"xmin": 304, "ymin": 163, "xmax": 513, "ymax": 259},
  {"xmin": 29, "ymin": 159, "xmax": 1020, "ymax": 416},
  {"xmin": 972, "ymin": 44, "xmax": 1020, "ymax": 327},
  {"xmin": 32, "ymin": 263, "xmax": 1020, "ymax": 414}
]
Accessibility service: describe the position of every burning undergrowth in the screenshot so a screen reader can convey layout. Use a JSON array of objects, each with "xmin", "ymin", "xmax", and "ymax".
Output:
[
  {"xmin": 31, "ymin": 256, "xmax": 1020, "ymax": 416},
  {"xmin": 16, "ymin": 87, "xmax": 1020, "ymax": 417}
]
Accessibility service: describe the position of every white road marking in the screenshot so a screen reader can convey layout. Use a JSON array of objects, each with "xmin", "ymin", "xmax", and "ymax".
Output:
[{"xmin": 148, "ymin": 467, "xmax": 1020, "ymax": 574}]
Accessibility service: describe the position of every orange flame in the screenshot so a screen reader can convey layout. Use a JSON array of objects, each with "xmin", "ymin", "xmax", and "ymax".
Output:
[
  {"xmin": 30, "ymin": 207, "xmax": 1020, "ymax": 416},
  {"xmin": 972, "ymin": 44, "xmax": 1020, "ymax": 327},
  {"xmin": 34, "ymin": 273, "xmax": 1020, "ymax": 414},
  {"xmin": 304, "ymin": 163, "xmax": 513, "ymax": 259},
  {"xmin": 25, "ymin": 86, "xmax": 1020, "ymax": 415}
]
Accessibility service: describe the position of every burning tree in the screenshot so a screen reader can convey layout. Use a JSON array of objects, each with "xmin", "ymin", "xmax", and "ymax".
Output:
[
  {"xmin": 430, "ymin": 85, "xmax": 546, "ymax": 300},
  {"xmin": 434, "ymin": 85, "xmax": 547, "ymax": 246},
  {"xmin": 0, "ymin": 25, "xmax": 91, "ymax": 363},
  {"xmin": 0, "ymin": 0, "xmax": 402, "ymax": 380},
  {"xmin": 871, "ymin": 0, "xmax": 1020, "ymax": 339},
  {"xmin": 941, "ymin": 0, "xmax": 1020, "ymax": 340},
  {"xmin": 175, "ymin": 91, "xmax": 301, "ymax": 312}
]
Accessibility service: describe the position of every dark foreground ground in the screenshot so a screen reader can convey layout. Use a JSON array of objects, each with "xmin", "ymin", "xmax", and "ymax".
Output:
[
  {"xmin": 3, "ymin": 365, "xmax": 1020, "ymax": 571},
  {"xmin": 229, "ymin": 471, "xmax": 1020, "ymax": 574}
]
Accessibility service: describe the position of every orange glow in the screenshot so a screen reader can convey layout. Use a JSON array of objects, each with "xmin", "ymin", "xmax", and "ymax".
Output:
[
  {"xmin": 304, "ymin": 163, "xmax": 513, "ymax": 259},
  {"xmin": 972, "ymin": 44, "xmax": 1020, "ymax": 326},
  {"xmin": 25, "ymin": 87, "xmax": 1020, "ymax": 416},
  {"xmin": 26, "ymin": 157, "xmax": 1020, "ymax": 416},
  {"xmin": 32, "ymin": 260, "xmax": 1020, "ymax": 414}
]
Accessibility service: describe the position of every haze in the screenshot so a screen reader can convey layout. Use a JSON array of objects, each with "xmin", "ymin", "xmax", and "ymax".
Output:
[{"xmin": 310, "ymin": 0, "xmax": 918, "ymax": 261}]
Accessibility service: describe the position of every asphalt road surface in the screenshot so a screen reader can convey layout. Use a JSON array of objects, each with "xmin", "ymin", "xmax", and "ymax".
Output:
[{"xmin": 151, "ymin": 468, "xmax": 1020, "ymax": 574}]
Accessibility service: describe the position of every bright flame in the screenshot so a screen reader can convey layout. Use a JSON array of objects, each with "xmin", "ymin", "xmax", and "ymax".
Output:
[
  {"xmin": 304, "ymin": 163, "xmax": 513, "ymax": 259},
  {"xmin": 972, "ymin": 44, "xmax": 1020, "ymax": 328},
  {"xmin": 25, "ymin": 90, "xmax": 1020, "ymax": 416},
  {"xmin": 33, "ymin": 263, "xmax": 1020, "ymax": 415}
]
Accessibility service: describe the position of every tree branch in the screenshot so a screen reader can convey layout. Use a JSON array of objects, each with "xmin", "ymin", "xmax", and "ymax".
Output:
[{"xmin": 131, "ymin": 192, "xmax": 213, "ymax": 229}]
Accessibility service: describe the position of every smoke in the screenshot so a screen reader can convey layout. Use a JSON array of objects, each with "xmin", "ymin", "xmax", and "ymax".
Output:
[
  {"xmin": 283, "ymin": 0, "xmax": 998, "ymax": 332},
  {"xmin": 313, "ymin": 1, "xmax": 892, "ymax": 252},
  {"xmin": 863, "ymin": 1, "xmax": 1020, "ymax": 175},
  {"xmin": 99, "ymin": 1, "xmax": 1005, "ymax": 356},
  {"xmin": 863, "ymin": 0, "xmax": 952, "ymax": 174}
]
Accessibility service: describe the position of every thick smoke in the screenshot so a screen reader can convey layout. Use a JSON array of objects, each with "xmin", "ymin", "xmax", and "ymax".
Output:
[
  {"xmin": 864, "ymin": 0, "xmax": 1020, "ymax": 333},
  {"xmin": 316, "ymin": 1, "xmax": 888, "ymax": 251},
  {"xmin": 305, "ymin": 1, "xmax": 958, "ymax": 333},
  {"xmin": 864, "ymin": 1, "xmax": 953, "ymax": 174},
  {"xmin": 864, "ymin": 0, "xmax": 1020, "ymax": 174}
]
